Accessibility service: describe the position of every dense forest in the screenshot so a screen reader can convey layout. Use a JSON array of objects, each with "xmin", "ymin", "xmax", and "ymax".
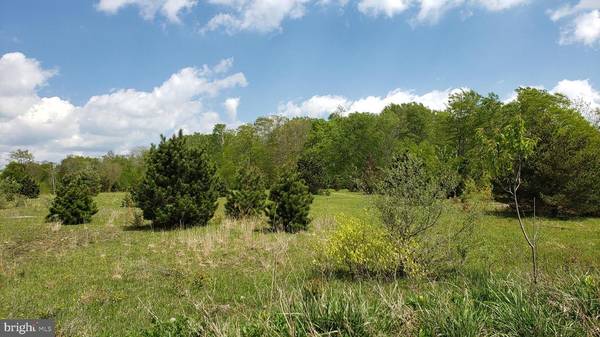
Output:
[{"xmin": 3, "ymin": 87, "xmax": 600, "ymax": 216}]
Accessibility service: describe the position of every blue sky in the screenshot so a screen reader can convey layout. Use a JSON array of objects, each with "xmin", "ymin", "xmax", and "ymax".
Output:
[{"xmin": 0, "ymin": 0, "xmax": 599, "ymax": 162}]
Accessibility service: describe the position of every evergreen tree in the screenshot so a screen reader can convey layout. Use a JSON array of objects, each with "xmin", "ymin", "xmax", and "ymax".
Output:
[
  {"xmin": 266, "ymin": 172, "xmax": 313, "ymax": 233},
  {"xmin": 132, "ymin": 130, "xmax": 219, "ymax": 229},
  {"xmin": 297, "ymin": 155, "xmax": 326, "ymax": 194},
  {"xmin": 47, "ymin": 173, "xmax": 98, "ymax": 225},
  {"xmin": 19, "ymin": 175, "xmax": 40, "ymax": 198},
  {"xmin": 225, "ymin": 166, "xmax": 266, "ymax": 218}
]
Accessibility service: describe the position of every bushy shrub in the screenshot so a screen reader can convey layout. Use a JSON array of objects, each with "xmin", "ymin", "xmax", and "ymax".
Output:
[
  {"xmin": 375, "ymin": 152, "xmax": 476, "ymax": 276},
  {"xmin": 324, "ymin": 215, "xmax": 421, "ymax": 277},
  {"xmin": 225, "ymin": 166, "xmax": 266, "ymax": 218},
  {"xmin": 265, "ymin": 172, "xmax": 313, "ymax": 232},
  {"xmin": 1, "ymin": 162, "xmax": 40, "ymax": 198},
  {"xmin": 121, "ymin": 193, "xmax": 134, "ymax": 208},
  {"xmin": 19, "ymin": 175, "xmax": 40, "ymax": 198},
  {"xmin": 47, "ymin": 173, "xmax": 98, "ymax": 225},
  {"xmin": 0, "ymin": 177, "xmax": 21, "ymax": 203},
  {"xmin": 133, "ymin": 130, "xmax": 219, "ymax": 229},
  {"xmin": 130, "ymin": 209, "xmax": 145, "ymax": 227}
]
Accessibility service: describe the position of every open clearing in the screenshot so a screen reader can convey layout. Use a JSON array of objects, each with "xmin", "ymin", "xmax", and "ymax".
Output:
[{"xmin": 1, "ymin": 191, "xmax": 599, "ymax": 336}]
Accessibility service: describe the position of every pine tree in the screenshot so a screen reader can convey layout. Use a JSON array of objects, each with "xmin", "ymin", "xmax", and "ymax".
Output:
[
  {"xmin": 266, "ymin": 172, "xmax": 313, "ymax": 233},
  {"xmin": 19, "ymin": 175, "xmax": 40, "ymax": 198},
  {"xmin": 47, "ymin": 173, "xmax": 98, "ymax": 225},
  {"xmin": 132, "ymin": 130, "xmax": 219, "ymax": 229},
  {"xmin": 225, "ymin": 166, "xmax": 266, "ymax": 218}
]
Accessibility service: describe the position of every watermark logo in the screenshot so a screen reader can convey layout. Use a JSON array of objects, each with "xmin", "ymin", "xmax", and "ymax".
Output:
[{"xmin": 1, "ymin": 320, "xmax": 54, "ymax": 337}]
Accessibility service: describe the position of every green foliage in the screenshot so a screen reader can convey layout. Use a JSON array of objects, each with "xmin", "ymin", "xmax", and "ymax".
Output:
[
  {"xmin": 478, "ymin": 113, "xmax": 536, "ymax": 192},
  {"xmin": 1, "ymin": 162, "xmax": 40, "ymax": 198},
  {"xmin": 266, "ymin": 172, "xmax": 313, "ymax": 232},
  {"xmin": 241, "ymin": 288, "xmax": 390, "ymax": 337},
  {"xmin": 132, "ymin": 130, "xmax": 219, "ymax": 229},
  {"xmin": 0, "ymin": 177, "xmax": 21, "ymax": 202},
  {"xmin": 414, "ymin": 291, "xmax": 484, "ymax": 337},
  {"xmin": 375, "ymin": 152, "xmax": 475, "ymax": 276},
  {"xmin": 485, "ymin": 88, "xmax": 600, "ymax": 216},
  {"xmin": 224, "ymin": 166, "xmax": 267, "ymax": 218},
  {"xmin": 296, "ymin": 154, "xmax": 326, "ymax": 194},
  {"xmin": 47, "ymin": 173, "xmax": 98, "ymax": 225},
  {"xmin": 18, "ymin": 175, "xmax": 40, "ymax": 198},
  {"xmin": 120, "ymin": 193, "xmax": 134, "ymax": 208}
]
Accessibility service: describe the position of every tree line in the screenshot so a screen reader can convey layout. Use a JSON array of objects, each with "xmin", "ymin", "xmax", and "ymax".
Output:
[{"xmin": 2, "ymin": 87, "xmax": 600, "ymax": 217}]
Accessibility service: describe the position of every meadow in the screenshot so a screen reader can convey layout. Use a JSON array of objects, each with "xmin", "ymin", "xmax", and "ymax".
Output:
[{"xmin": 1, "ymin": 191, "xmax": 599, "ymax": 336}]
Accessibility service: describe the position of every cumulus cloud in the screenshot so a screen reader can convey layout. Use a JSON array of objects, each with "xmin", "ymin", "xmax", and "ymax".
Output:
[
  {"xmin": 0, "ymin": 52, "xmax": 57, "ymax": 119},
  {"xmin": 203, "ymin": 0, "xmax": 308, "ymax": 33},
  {"xmin": 357, "ymin": 0, "xmax": 413, "ymax": 17},
  {"xmin": 552, "ymin": 79, "xmax": 600, "ymax": 120},
  {"xmin": 0, "ymin": 52, "xmax": 247, "ymax": 162},
  {"xmin": 278, "ymin": 95, "xmax": 349, "ymax": 118},
  {"xmin": 355, "ymin": 0, "xmax": 527, "ymax": 22},
  {"xmin": 95, "ymin": 0, "xmax": 528, "ymax": 31},
  {"xmin": 278, "ymin": 87, "xmax": 462, "ymax": 118},
  {"xmin": 548, "ymin": 1, "xmax": 600, "ymax": 46},
  {"xmin": 96, "ymin": 0, "xmax": 198, "ymax": 23}
]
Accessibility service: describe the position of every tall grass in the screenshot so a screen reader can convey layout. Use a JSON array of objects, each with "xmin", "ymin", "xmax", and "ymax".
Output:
[{"xmin": 135, "ymin": 271, "xmax": 599, "ymax": 337}]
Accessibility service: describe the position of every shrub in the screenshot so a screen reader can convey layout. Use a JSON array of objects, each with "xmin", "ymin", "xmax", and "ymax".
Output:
[
  {"xmin": 1, "ymin": 162, "xmax": 40, "ymax": 198},
  {"xmin": 121, "ymin": 193, "xmax": 134, "ymax": 208},
  {"xmin": 225, "ymin": 166, "xmax": 266, "ymax": 218},
  {"xmin": 324, "ymin": 215, "xmax": 421, "ymax": 277},
  {"xmin": 47, "ymin": 173, "xmax": 98, "ymax": 225},
  {"xmin": 375, "ymin": 152, "xmax": 476, "ymax": 276},
  {"xmin": 132, "ymin": 130, "xmax": 219, "ymax": 229},
  {"xmin": 130, "ymin": 210, "xmax": 145, "ymax": 227},
  {"xmin": 19, "ymin": 175, "xmax": 40, "ymax": 198},
  {"xmin": 0, "ymin": 177, "xmax": 21, "ymax": 202},
  {"xmin": 265, "ymin": 172, "xmax": 313, "ymax": 232}
]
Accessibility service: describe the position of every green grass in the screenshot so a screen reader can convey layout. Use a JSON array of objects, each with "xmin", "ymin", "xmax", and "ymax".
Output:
[{"xmin": 0, "ymin": 191, "xmax": 599, "ymax": 336}]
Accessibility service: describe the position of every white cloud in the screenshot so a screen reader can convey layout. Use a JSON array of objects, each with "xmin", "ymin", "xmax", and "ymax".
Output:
[
  {"xmin": 224, "ymin": 97, "xmax": 240, "ymax": 122},
  {"xmin": 503, "ymin": 79, "xmax": 600, "ymax": 121},
  {"xmin": 0, "ymin": 52, "xmax": 247, "ymax": 162},
  {"xmin": 476, "ymin": 0, "xmax": 527, "ymax": 11},
  {"xmin": 203, "ymin": 0, "xmax": 308, "ymax": 33},
  {"xmin": 355, "ymin": 0, "xmax": 526, "ymax": 22},
  {"xmin": 95, "ymin": 0, "xmax": 528, "ymax": 31},
  {"xmin": 278, "ymin": 95, "xmax": 349, "ymax": 118},
  {"xmin": 560, "ymin": 10, "xmax": 600, "ymax": 46},
  {"xmin": 357, "ymin": 0, "xmax": 413, "ymax": 17},
  {"xmin": 278, "ymin": 87, "xmax": 461, "ymax": 118},
  {"xmin": 96, "ymin": 0, "xmax": 197, "ymax": 23},
  {"xmin": 552, "ymin": 79, "xmax": 600, "ymax": 120},
  {"xmin": 0, "ymin": 52, "xmax": 57, "ymax": 120},
  {"xmin": 548, "ymin": 1, "xmax": 600, "ymax": 46}
]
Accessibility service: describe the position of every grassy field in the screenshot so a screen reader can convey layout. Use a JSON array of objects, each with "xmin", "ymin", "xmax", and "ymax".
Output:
[{"xmin": 1, "ymin": 191, "xmax": 599, "ymax": 336}]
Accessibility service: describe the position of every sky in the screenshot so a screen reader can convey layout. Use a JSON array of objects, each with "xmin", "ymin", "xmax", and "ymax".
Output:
[{"xmin": 0, "ymin": 0, "xmax": 599, "ymax": 163}]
